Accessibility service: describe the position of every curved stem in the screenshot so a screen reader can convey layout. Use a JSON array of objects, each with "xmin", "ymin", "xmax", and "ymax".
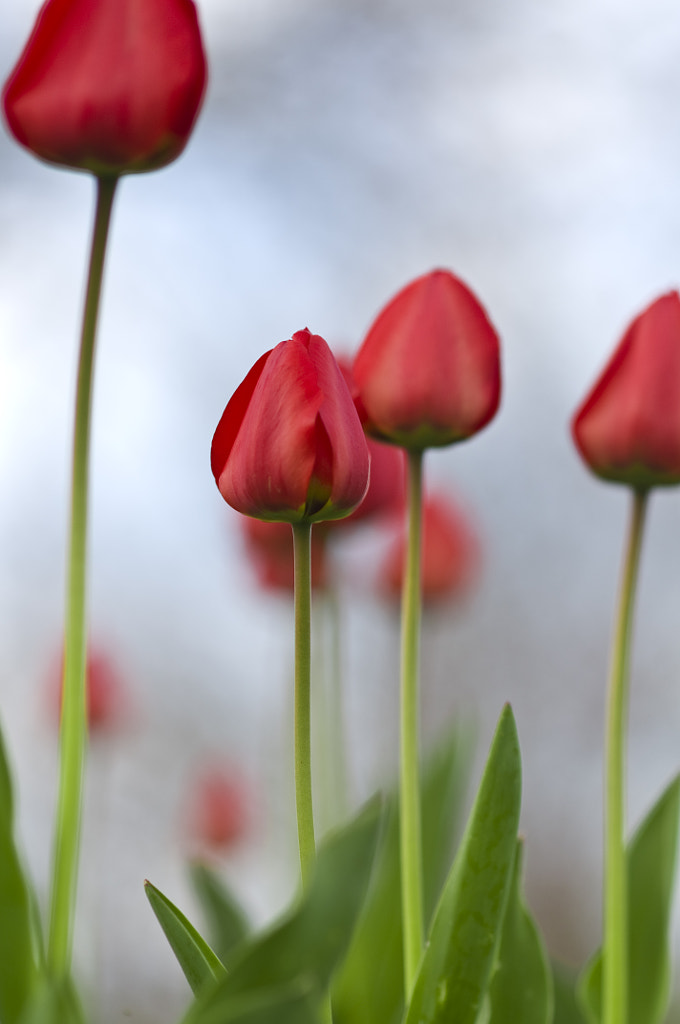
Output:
[
  {"xmin": 603, "ymin": 488, "xmax": 648, "ymax": 1024},
  {"xmin": 293, "ymin": 521, "xmax": 316, "ymax": 889},
  {"xmin": 47, "ymin": 175, "xmax": 118, "ymax": 976},
  {"xmin": 400, "ymin": 449, "xmax": 425, "ymax": 999}
]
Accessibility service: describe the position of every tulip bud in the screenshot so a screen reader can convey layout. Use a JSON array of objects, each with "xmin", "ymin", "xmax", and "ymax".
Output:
[
  {"xmin": 241, "ymin": 516, "xmax": 329, "ymax": 591},
  {"xmin": 52, "ymin": 646, "xmax": 129, "ymax": 733},
  {"xmin": 2, "ymin": 0, "xmax": 207, "ymax": 177},
  {"xmin": 380, "ymin": 494, "xmax": 479, "ymax": 604},
  {"xmin": 211, "ymin": 329, "xmax": 370, "ymax": 524},
  {"xmin": 572, "ymin": 291, "xmax": 680, "ymax": 489},
  {"xmin": 334, "ymin": 357, "xmax": 406, "ymax": 525},
  {"xmin": 186, "ymin": 766, "xmax": 250, "ymax": 852},
  {"xmin": 353, "ymin": 269, "xmax": 501, "ymax": 450}
]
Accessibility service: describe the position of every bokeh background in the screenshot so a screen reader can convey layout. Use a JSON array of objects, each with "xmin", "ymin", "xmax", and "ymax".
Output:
[{"xmin": 3, "ymin": 0, "xmax": 680, "ymax": 1019}]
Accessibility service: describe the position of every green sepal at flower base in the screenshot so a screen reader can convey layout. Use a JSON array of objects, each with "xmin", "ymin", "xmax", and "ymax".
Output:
[
  {"xmin": 144, "ymin": 880, "xmax": 226, "ymax": 996},
  {"xmin": 189, "ymin": 862, "xmax": 250, "ymax": 963},
  {"xmin": 180, "ymin": 798, "xmax": 381, "ymax": 1024},
  {"xmin": 577, "ymin": 775, "xmax": 680, "ymax": 1024},
  {"xmin": 404, "ymin": 704, "xmax": 521, "ymax": 1024},
  {"xmin": 0, "ymin": 720, "xmax": 40, "ymax": 1024},
  {"xmin": 332, "ymin": 723, "xmax": 472, "ymax": 1024}
]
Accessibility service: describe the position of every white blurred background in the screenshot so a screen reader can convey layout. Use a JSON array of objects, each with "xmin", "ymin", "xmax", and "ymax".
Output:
[{"xmin": 3, "ymin": 0, "xmax": 680, "ymax": 1019}]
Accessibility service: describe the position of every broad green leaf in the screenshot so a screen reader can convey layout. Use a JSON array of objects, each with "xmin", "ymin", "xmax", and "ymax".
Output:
[
  {"xmin": 0, "ymin": 717, "xmax": 14, "ymax": 827},
  {"xmin": 17, "ymin": 975, "xmax": 83, "ymax": 1024},
  {"xmin": 184, "ymin": 799, "xmax": 381, "ymax": 1024},
  {"xmin": 552, "ymin": 963, "xmax": 586, "ymax": 1024},
  {"xmin": 189, "ymin": 862, "xmax": 249, "ymax": 962},
  {"xmin": 185, "ymin": 978, "xmax": 319, "ymax": 1024},
  {"xmin": 486, "ymin": 839, "xmax": 553, "ymax": 1024},
  {"xmin": 0, "ymin": 722, "xmax": 39, "ymax": 1024},
  {"xmin": 404, "ymin": 704, "xmax": 522, "ymax": 1024},
  {"xmin": 332, "ymin": 724, "xmax": 471, "ymax": 1024},
  {"xmin": 144, "ymin": 880, "xmax": 226, "ymax": 994},
  {"xmin": 578, "ymin": 775, "xmax": 680, "ymax": 1024}
]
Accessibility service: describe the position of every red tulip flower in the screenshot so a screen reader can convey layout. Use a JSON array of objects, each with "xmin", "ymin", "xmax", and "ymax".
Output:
[
  {"xmin": 53, "ymin": 646, "xmax": 129, "ymax": 733},
  {"xmin": 381, "ymin": 494, "xmax": 479, "ymax": 604},
  {"xmin": 187, "ymin": 766, "xmax": 250, "ymax": 852},
  {"xmin": 334, "ymin": 356, "xmax": 406, "ymax": 525},
  {"xmin": 212, "ymin": 329, "xmax": 370, "ymax": 524},
  {"xmin": 2, "ymin": 0, "xmax": 207, "ymax": 176},
  {"xmin": 572, "ymin": 292, "xmax": 680, "ymax": 489},
  {"xmin": 241, "ymin": 516, "xmax": 329, "ymax": 591},
  {"xmin": 353, "ymin": 269, "xmax": 501, "ymax": 450}
]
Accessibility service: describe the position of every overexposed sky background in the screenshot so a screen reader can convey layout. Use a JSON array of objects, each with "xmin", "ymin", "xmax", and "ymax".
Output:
[{"xmin": 3, "ymin": 0, "xmax": 680, "ymax": 1019}]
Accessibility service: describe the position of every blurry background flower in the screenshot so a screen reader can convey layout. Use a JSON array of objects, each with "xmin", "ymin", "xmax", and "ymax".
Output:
[
  {"xmin": 379, "ymin": 493, "xmax": 480, "ymax": 605},
  {"xmin": 49, "ymin": 644, "xmax": 132, "ymax": 733},
  {"xmin": 240, "ymin": 516, "xmax": 328, "ymax": 591},
  {"xmin": 4, "ymin": 0, "xmax": 680, "ymax": 1019},
  {"xmin": 184, "ymin": 763, "xmax": 251, "ymax": 855}
]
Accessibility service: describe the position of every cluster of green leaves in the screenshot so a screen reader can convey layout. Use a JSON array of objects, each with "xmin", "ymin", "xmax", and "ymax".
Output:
[
  {"xmin": 2, "ymin": 703, "xmax": 678, "ymax": 1024},
  {"xmin": 147, "ymin": 705, "xmax": 680, "ymax": 1024},
  {"xmin": 0, "ymin": 723, "xmax": 83, "ymax": 1024},
  {"xmin": 146, "ymin": 706, "xmax": 549, "ymax": 1024}
]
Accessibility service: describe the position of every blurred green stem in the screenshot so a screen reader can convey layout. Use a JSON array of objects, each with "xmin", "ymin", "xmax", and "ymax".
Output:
[
  {"xmin": 400, "ymin": 449, "xmax": 425, "ymax": 999},
  {"xmin": 293, "ymin": 521, "xmax": 316, "ymax": 889},
  {"xmin": 47, "ymin": 175, "xmax": 118, "ymax": 977},
  {"xmin": 603, "ymin": 488, "xmax": 648, "ymax": 1024}
]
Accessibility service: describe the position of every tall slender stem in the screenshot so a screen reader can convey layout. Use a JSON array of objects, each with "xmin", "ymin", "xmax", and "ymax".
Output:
[
  {"xmin": 603, "ymin": 488, "xmax": 648, "ymax": 1024},
  {"xmin": 47, "ymin": 175, "xmax": 118, "ymax": 976},
  {"xmin": 400, "ymin": 449, "xmax": 425, "ymax": 999},
  {"xmin": 292, "ymin": 521, "xmax": 316, "ymax": 889}
]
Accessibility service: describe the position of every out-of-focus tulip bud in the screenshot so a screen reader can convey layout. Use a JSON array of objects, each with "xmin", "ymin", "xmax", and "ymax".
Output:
[
  {"xmin": 2, "ymin": 0, "xmax": 207, "ymax": 176},
  {"xmin": 381, "ymin": 494, "xmax": 479, "ymax": 604},
  {"xmin": 241, "ymin": 516, "xmax": 328, "ymax": 591},
  {"xmin": 334, "ymin": 356, "xmax": 405, "ymax": 525},
  {"xmin": 353, "ymin": 269, "xmax": 501, "ymax": 451},
  {"xmin": 572, "ymin": 291, "xmax": 680, "ymax": 490},
  {"xmin": 53, "ymin": 646, "xmax": 129, "ymax": 732},
  {"xmin": 186, "ymin": 766, "xmax": 250, "ymax": 852},
  {"xmin": 211, "ymin": 329, "xmax": 370, "ymax": 524}
]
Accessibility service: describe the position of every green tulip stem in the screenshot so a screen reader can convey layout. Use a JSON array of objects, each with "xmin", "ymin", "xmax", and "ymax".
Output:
[
  {"xmin": 603, "ymin": 487, "xmax": 648, "ymax": 1024},
  {"xmin": 47, "ymin": 174, "xmax": 118, "ymax": 977},
  {"xmin": 400, "ymin": 448, "xmax": 425, "ymax": 999},
  {"xmin": 292, "ymin": 521, "xmax": 316, "ymax": 889}
]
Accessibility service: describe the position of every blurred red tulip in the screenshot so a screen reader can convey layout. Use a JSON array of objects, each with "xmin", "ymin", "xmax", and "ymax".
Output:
[
  {"xmin": 53, "ymin": 646, "xmax": 129, "ymax": 732},
  {"xmin": 381, "ymin": 494, "xmax": 479, "ymax": 603},
  {"xmin": 353, "ymin": 269, "xmax": 501, "ymax": 450},
  {"xmin": 572, "ymin": 291, "xmax": 680, "ymax": 489},
  {"xmin": 335, "ymin": 357, "xmax": 405, "ymax": 525},
  {"xmin": 241, "ymin": 516, "xmax": 329, "ymax": 591},
  {"xmin": 187, "ymin": 766, "xmax": 250, "ymax": 852},
  {"xmin": 2, "ymin": 0, "xmax": 206, "ymax": 176},
  {"xmin": 212, "ymin": 329, "xmax": 370, "ymax": 524}
]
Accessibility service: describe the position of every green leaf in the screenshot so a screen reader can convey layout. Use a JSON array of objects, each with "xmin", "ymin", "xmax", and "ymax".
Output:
[
  {"xmin": 404, "ymin": 704, "xmax": 522, "ymax": 1024},
  {"xmin": 0, "ymin": 722, "xmax": 39, "ymax": 1024},
  {"xmin": 552, "ymin": 963, "xmax": 587, "ymax": 1024},
  {"xmin": 332, "ymin": 724, "xmax": 471, "ymax": 1024},
  {"xmin": 0, "ymin": 717, "xmax": 14, "ymax": 828},
  {"xmin": 144, "ymin": 880, "xmax": 226, "ymax": 995},
  {"xmin": 184, "ymin": 799, "xmax": 381, "ymax": 1024},
  {"xmin": 578, "ymin": 774, "xmax": 680, "ymax": 1024},
  {"xmin": 183, "ymin": 978, "xmax": 320, "ymax": 1024},
  {"xmin": 189, "ymin": 862, "xmax": 249, "ymax": 962},
  {"xmin": 16, "ymin": 975, "xmax": 84, "ymax": 1024},
  {"xmin": 486, "ymin": 839, "xmax": 553, "ymax": 1024}
]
